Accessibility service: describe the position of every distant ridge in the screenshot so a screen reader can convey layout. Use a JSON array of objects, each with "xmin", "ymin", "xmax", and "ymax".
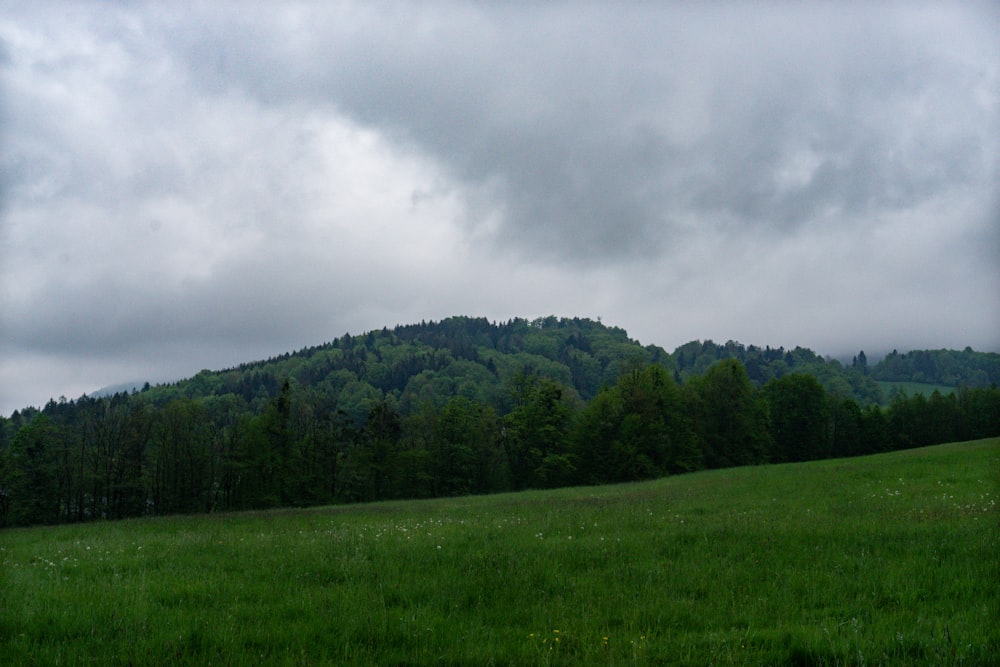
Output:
[
  {"xmin": 4, "ymin": 315, "xmax": 998, "ymax": 529},
  {"xmin": 25, "ymin": 315, "xmax": 999, "ymax": 415},
  {"xmin": 125, "ymin": 315, "xmax": 995, "ymax": 414}
]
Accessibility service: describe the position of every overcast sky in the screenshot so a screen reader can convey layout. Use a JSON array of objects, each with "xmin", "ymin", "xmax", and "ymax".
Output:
[{"xmin": 1, "ymin": 2, "xmax": 998, "ymax": 415}]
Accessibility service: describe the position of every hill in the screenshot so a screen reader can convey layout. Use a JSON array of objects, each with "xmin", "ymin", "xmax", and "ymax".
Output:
[
  {"xmin": 11, "ymin": 316, "xmax": 996, "ymax": 420},
  {"xmin": 871, "ymin": 347, "xmax": 1000, "ymax": 387},
  {"xmin": 137, "ymin": 316, "xmax": 887, "ymax": 415},
  {"xmin": 2, "ymin": 439, "xmax": 996, "ymax": 665},
  {"xmin": 114, "ymin": 317, "xmax": 997, "ymax": 413},
  {"xmin": 2, "ymin": 316, "xmax": 998, "ymax": 528}
]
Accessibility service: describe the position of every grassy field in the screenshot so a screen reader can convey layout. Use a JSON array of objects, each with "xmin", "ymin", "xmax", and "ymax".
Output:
[{"xmin": 1, "ymin": 439, "xmax": 997, "ymax": 666}]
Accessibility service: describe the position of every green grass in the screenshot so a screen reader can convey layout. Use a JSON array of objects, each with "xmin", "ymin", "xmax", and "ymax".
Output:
[{"xmin": 2, "ymin": 439, "xmax": 997, "ymax": 666}]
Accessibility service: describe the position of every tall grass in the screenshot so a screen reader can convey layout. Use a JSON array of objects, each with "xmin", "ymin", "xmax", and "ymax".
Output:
[{"xmin": 2, "ymin": 438, "xmax": 997, "ymax": 665}]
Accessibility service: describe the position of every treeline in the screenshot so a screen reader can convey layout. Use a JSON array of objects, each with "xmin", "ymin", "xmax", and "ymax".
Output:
[
  {"xmin": 871, "ymin": 347, "xmax": 999, "ymax": 387},
  {"xmin": 2, "ymin": 316, "xmax": 997, "ymax": 527},
  {"xmin": 99, "ymin": 316, "xmax": 888, "ymax": 414},
  {"xmin": 671, "ymin": 339, "xmax": 884, "ymax": 403},
  {"xmin": 2, "ymin": 353, "xmax": 998, "ymax": 527}
]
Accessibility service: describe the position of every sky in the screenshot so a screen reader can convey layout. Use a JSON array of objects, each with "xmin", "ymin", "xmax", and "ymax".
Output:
[{"xmin": 1, "ymin": 1, "xmax": 998, "ymax": 415}]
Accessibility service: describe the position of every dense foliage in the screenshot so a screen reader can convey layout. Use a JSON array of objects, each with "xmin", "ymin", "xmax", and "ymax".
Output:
[
  {"xmin": 2, "ymin": 316, "xmax": 998, "ymax": 527},
  {"xmin": 871, "ymin": 347, "xmax": 1000, "ymax": 387}
]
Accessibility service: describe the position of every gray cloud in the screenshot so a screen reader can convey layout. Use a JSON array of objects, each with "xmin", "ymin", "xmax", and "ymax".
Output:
[
  {"xmin": 154, "ymin": 3, "xmax": 997, "ymax": 258},
  {"xmin": 1, "ymin": 1, "xmax": 998, "ymax": 414}
]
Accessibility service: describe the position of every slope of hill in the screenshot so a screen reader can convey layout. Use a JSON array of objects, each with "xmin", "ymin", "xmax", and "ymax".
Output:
[
  {"xmin": 871, "ymin": 347, "xmax": 1000, "ymax": 387},
  {"xmin": 14, "ymin": 317, "xmax": 994, "ymax": 420},
  {"xmin": 139, "ymin": 315, "xmax": 882, "ymax": 416},
  {"xmin": 3, "ymin": 315, "xmax": 998, "ymax": 529}
]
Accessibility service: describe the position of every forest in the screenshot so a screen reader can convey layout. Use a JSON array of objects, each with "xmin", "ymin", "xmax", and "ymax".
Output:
[{"xmin": 2, "ymin": 316, "xmax": 999, "ymax": 527}]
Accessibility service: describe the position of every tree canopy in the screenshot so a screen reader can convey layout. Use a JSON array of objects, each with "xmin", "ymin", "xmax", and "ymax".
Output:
[{"xmin": 3, "ymin": 316, "xmax": 998, "ymax": 527}]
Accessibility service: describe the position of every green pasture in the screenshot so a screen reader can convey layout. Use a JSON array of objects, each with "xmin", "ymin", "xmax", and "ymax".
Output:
[{"xmin": 2, "ymin": 439, "xmax": 997, "ymax": 665}]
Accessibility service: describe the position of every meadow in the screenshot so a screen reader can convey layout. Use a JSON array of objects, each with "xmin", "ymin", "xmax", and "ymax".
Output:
[{"xmin": 1, "ymin": 438, "xmax": 997, "ymax": 666}]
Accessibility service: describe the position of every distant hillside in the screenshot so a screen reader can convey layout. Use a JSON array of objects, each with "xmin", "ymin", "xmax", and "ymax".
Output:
[
  {"xmin": 142, "ymin": 316, "xmax": 661, "ymax": 423},
  {"xmin": 4, "ymin": 315, "xmax": 999, "ymax": 529},
  {"xmin": 12, "ymin": 316, "xmax": 996, "ymax": 419},
  {"xmin": 139, "ymin": 316, "xmax": 884, "ymax": 416},
  {"xmin": 669, "ymin": 339, "xmax": 883, "ymax": 404},
  {"xmin": 870, "ymin": 348, "xmax": 999, "ymax": 387}
]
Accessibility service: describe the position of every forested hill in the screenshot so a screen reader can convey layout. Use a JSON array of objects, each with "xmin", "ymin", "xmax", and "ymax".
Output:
[
  {"xmin": 128, "ymin": 316, "xmax": 997, "ymax": 413},
  {"xmin": 128, "ymin": 315, "xmax": 892, "ymax": 417},
  {"xmin": 3, "ymin": 315, "xmax": 999, "ymax": 528},
  {"xmin": 870, "ymin": 347, "xmax": 1000, "ymax": 387},
  {"xmin": 17, "ymin": 315, "xmax": 999, "ymax": 419},
  {"xmin": 142, "ymin": 316, "xmax": 666, "ymax": 422}
]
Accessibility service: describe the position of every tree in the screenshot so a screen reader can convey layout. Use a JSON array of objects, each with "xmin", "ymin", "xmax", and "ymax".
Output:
[
  {"xmin": 852, "ymin": 350, "xmax": 868, "ymax": 375},
  {"xmin": 148, "ymin": 398, "xmax": 213, "ymax": 514},
  {"xmin": 829, "ymin": 397, "xmax": 864, "ymax": 458},
  {"xmin": 339, "ymin": 399, "xmax": 402, "ymax": 502},
  {"xmin": 3, "ymin": 415, "xmax": 61, "ymax": 526},
  {"xmin": 430, "ymin": 396, "xmax": 500, "ymax": 496},
  {"xmin": 957, "ymin": 386, "xmax": 1000, "ymax": 439},
  {"xmin": 574, "ymin": 365, "xmax": 698, "ymax": 484},
  {"xmin": 502, "ymin": 373, "xmax": 574, "ymax": 489},
  {"xmin": 573, "ymin": 387, "xmax": 626, "ymax": 484},
  {"xmin": 233, "ymin": 379, "xmax": 297, "ymax": 508},
  {"xmin": 201, "ymin": 393, "xmax": 254, "ymax": 512},
  {"xmin": 859, "ymin": 404, "xmax": 891, "ymax": 454},
  {"xmin": 684, "ymin": 359, "xmax": 770, "ymax": 468},
  {"xmin": 887, "ymin": 393, "xmax": 930, "ymax": 450},
  {"xmin": 115, "ymin": 400, "xmax": 151, "ymax": 518},
  {"xmin": 81, "ymin": 395, "xmax": 140, "ymax": 520},
  {"xmin": 924, "ymin": 390, "xmax": 963, "ymax": 445},
  {"xmin": 764, "ymin": 374, "xmax": 829, "ymax": 462}
]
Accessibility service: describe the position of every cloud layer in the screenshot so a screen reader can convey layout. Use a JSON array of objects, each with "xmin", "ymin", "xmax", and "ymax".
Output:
[{"xmin": 2, "ymin": 1, "xmax": 998, "ymax": 414}]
